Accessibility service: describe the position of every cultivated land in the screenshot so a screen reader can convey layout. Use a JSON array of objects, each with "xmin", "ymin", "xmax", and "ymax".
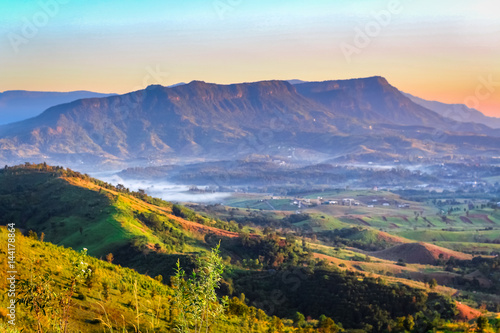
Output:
[{"xmin": 1, "ymin": 163, "xmax": 500, "ymax": 332}]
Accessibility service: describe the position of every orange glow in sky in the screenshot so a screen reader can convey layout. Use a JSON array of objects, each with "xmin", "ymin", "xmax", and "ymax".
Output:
[{"xmin": 0, "ymin": 0, "xmax": 498, "ymax": 117}]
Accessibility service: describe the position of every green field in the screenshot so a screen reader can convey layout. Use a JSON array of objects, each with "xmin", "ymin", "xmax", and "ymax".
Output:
[
  {"xmin": 432, "ymin": 241, "xmax": 500, "ymax": 254},
  {"xmin": 397, "ymin": 229, "xmax": 500, "ymax": 243}
]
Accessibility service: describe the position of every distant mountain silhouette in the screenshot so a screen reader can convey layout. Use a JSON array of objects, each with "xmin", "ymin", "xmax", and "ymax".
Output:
[
  {"xmin": 403, "ymin": 92, "xmax": 500, "ymax": 129},
  {"xmin": 168, "ymin": 82, "xmax": 187, "ymax": 88},
  {"xmin": 287, "ymin": 79, "xmax": 309, "ymax": 85},
  {"xmin": 0, "ymin": 90, "xmax": 116, "ymax": 125}
]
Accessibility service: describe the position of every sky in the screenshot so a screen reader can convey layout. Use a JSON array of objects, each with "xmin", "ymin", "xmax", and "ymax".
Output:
[{"xmin": 0, "ymin": 0, "xmax": 499, "ymax": 116}]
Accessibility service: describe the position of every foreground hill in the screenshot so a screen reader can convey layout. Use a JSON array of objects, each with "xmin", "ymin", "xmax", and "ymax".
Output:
[
  {"xmin": 365, "ymin": 242, "xmax": 473, "ymax": 265},
  {"xmin": 0, "ymin": 163, "xmax": 236, "ymax": 277},
  {"xmin": 1, "ymin": 78, "xmax": 500, "ymax": 167},
  {"xmin": 0, "ymin": 226, "xmax": 285, "ymax": 332},
  {"xmin": 5, "ymin": 226, "xmax": 487, "ymax": 332}
]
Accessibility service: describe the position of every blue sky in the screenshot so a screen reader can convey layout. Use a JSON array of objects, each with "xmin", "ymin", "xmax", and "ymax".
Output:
[{"xmin": 0, "ymin": 0, "xmax": 499, "ymax": 115}]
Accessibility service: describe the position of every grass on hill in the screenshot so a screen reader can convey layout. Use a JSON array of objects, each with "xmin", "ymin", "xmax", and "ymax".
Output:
[
  {"xmin": 0, "ymin": 226, "xmax": 287, "ymax": 332},
  {"xmin": 0, "ymin": 164, "xmax": 234, "ymax": 277}
]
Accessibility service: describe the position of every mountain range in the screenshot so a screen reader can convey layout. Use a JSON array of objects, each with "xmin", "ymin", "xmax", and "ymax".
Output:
[
  {"xmin": 1, "ymin": 77, "xmax": 500, "ymax": 168},
  {"xmin": 0, "ymin": 90, "xmax": 116, "ymax": 125},
  {"xmin": 288, "ymin": 80, "xmax": 500, "ymax": 129},
  {"xmin": 403, "ymin": 92, "xmax": 500, "ymax": 129}
]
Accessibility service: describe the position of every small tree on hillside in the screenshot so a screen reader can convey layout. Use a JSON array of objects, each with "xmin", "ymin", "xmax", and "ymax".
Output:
[
  {"xmin": 19, "ymin": 248, "xmax": 92, "ymax": 332},
  {"xmin": 172, "ymin": 243, "xmax": 227, "ymax": 332},
  {"xmin": 476, "ymin": 316, "xmax": 490, "ymax": 333},
  {"xmin": 428, "ymin": 278, "xmax": 438, "ymax": 289},
  {"xmin": 105, "ymin": 252, "xmax": 114, "ymax": 264},
  {"xmin": 293, "ymin": 311, "xmax": 306, "ymax": 328},
  {"xmin": 318, "ymin": 314, "xmax": 342, "ymax": 333}
]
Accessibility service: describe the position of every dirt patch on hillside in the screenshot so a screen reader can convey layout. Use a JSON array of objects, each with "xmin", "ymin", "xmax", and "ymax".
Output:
[
  {"xmin": 459, "ymin": 216, "xmax": 473, "ymax": 224},
  {"xmin": 366, "ymin": 242, "xmax": 472, "ymax": 265},
  {"xmin": 469, "ymin": 214, "xmax": 495, "ymax": 224},
  {"xmin": 168, "ymin": 214, "xmax": 241, "ymax": 238},
  {"xmin": 455, "ymin": 302, "xmax": 483, "ymax": 321},
  {"xmin": 464, "ymin": 270, "xmax": 493, "ymax": 288}
]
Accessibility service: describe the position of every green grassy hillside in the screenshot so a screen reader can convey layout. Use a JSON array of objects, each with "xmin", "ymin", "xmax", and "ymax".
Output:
[
  {"xmin": 1, "ymin": 164, "xmax": 498, "ymax": 332},
  {"xmin": 0, "ymin": 164, "xmax": 222, "ymax": 277},
  {"xmin": 0, "ymin": 226, "xmax": 282, "ymax": 332}
]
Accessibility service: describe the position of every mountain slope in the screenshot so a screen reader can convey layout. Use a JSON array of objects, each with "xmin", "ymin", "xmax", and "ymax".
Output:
[
  {"xmin": 295, "ymin": 77, "xmax": 500, "ymax": 136},
  {"xmin": 295, "ymin": 76, "xmax": 444, "ymax": 126},
  {"xmin": 0, "ymin": 80, "xmax": 345, "ymax": 165},
  {"xmin": 0, "ymin": 90, "xmax": 115, "ymax": 125},
  {"xmin": 1, "ymin": 78, "xmax": 500, "ymax": 167},
  {"xmin": 0, "ymin": 163, "xmax": 229, "ymax": 277},
  {"xmin": 0, "ymin": 226, "xmax": 281, "ymax": 333},
  {"xmin": 404, "ymin": 91, "xmax": 500, "ymax": 129}
]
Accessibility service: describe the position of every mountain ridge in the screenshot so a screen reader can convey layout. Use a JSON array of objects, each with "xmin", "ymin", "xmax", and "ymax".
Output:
[
  {"xmin": 1, "ymin": 77, "xmax": 500, "ymax": 167},
  {"xmin": 0, "ymin": 90, "xmax": 116, "ymax": 125},
  {"xmin": 404, "ymin": 91, "xmax": 500, "ymax": 129}
]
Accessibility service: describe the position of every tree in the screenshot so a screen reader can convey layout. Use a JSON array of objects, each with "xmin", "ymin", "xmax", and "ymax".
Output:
[
  {"xmin": 19, "ymin": 248, "xmax": 92, "ymax": 332},
  {"xmin": 172, "ymin": 204, "xmax": 184, "ymax": 218},
  {"xmin": 403, "ymin": 315, "xmax": 415, "ymax": 332},
  {"xmin": 28, "ymin": 230, "xmax": 38, "ymax": 240},
  {"xmin": 105, "ymin": 253, "xmax": 114, "ymax": 264},
  {"xmin": 293, "ymin": 311, "xmax": 306, "ymax": 328},
  {"xmin": 172, "ymin": 243, "xmax": 227, "ymax": 332},
  {"xmin": 428, "ymin": 278, "xmax": 438, "ymax": 289},
  {"xmin": 476, "ymin": 316, "xmax": 490, "ymax": 333},
  {"xmin": 267, "ymin": 316, "xmax": 285, "ymax": 333},
  {"xmin": 319, "ymin": 315, "xmax": 341, "ymax": 333},
  {"xmin": 18, "ymin": 273, "xmax": 56, "ymax": 333},
  {"xmin": 102, "ymin": 281, "xmax": 110, "ymax": 301}
]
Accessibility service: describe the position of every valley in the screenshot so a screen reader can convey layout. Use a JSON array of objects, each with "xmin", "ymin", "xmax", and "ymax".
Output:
[{"xmin": 1, "ymin": 163, "xmax": 500, "ymax": 332}]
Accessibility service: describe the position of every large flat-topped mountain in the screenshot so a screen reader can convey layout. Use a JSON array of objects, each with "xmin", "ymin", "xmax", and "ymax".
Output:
[{"xmin": 0, "ymin": 77, "xmax": 499, "ymax": 167}]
